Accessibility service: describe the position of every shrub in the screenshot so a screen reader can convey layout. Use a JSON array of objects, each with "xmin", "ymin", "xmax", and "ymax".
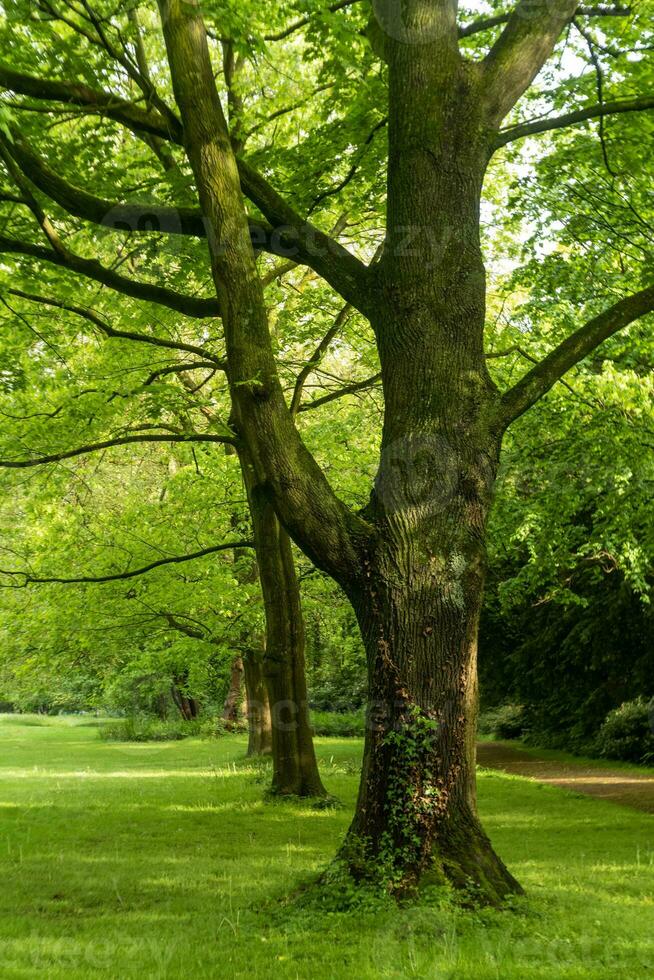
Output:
[
  {"xmin": 478, "ymin": 704, "xmax": 526, "ymax": 741},
  {"xmin": 310, "ymin": 710, "xmax": 366, "ymax": 738},
  {"xmin": 100, "ymin": 716, "xmax": 204, "ymax": 742},
  {"xmin": 595, "ymin": 699, "xmax": 654, "ymax": 765},
  {"xmin": 198, "ymin": 715, "xmax": 234, "ymax": 739}
]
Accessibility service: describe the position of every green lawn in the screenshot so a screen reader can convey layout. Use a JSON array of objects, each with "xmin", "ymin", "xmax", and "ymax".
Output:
[{"xmin": 0, "ymin": 716, "xmax": 652, "ymax": 979}]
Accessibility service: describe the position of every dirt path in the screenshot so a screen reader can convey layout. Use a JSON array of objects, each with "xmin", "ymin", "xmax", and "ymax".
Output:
[{"xmin": 477, "ymin": 741, "xmax": 654, "ymax": 814}]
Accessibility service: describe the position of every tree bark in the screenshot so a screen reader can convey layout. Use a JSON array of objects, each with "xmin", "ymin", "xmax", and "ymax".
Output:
[
  {"xmin": 158, "ymin": 0, "xmax": 522, "ymax": 893},
  {"xmin": 242, "ymin": 650, "xmax": 273, "ymax": 756},
  {"xmin": 228, "ymin": 446, "xmax": 320, "ymax": 779},
  {"xmin": 222, "ymin": 655, "xmax": 244, "ymax": 728},
  {"xmin": 171, "ymin": 679, "xmax": 199, "ymax": 721},
  {"xmin": 242, "ymin": 453, "xmax": 326, "ymax": 796},
  {"xmin": 340, "ymin": 448, "xmax": 521, "ymax": 901}
]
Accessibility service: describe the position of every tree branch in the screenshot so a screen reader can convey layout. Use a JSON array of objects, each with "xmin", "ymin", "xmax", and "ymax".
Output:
[
  {"xmin": 159, "ymin": 0, "xmax": 371, "ymax": 587},
  {"xmin": 0, "ymin": 64, "xmax": 183, "ymax": 142},
  {"xmin": 495, "ymin": 94, "xmax": 654, "ymax": 148},
  {"xmin": 460, "ymin": 6, "xmax": 631, "ymax": 41},
  {"xmin": 297, "ymin": 372, "xmax": 382, "ymax": 412},
  {"xmin": 5, "ymin": 131, "xmax": 204, "ymax": 236},
  {"xmin": 500, "ymin": 284, "xmax": 654, "ymax": 425},
  {"xmin": 5, "ymin": 288, "xmax": 225, "ymax": 365},
  {"xmin": 290, "ymin": 303, "xmax": 352, "ymax": 415},
  {"xmin": 263, "ymin": 0, "xmax": 360, "ymax": 41},
  {"xmin": 2, "ymin": 123, "xmax": 368, "ymax": 305},
  {"xmin": 142, "ymin": 362, "xmax": 219, "ymax": 385},
  {"xmin": 0, "ymin": 432, "xmax": 235, "ymax": 468},
  {"xmin": 0, "ymin": 234, "xmax": 221, "ymax": 317},
  {"xmin": 483, "ymin": 0, "xmax": 581, "ymax": 124},
  {"xmin": 0, "ymin": 541, "xmax": 253, "ymax": 587},
  {"xmin": 236, "ymin": 158, "xmax": 371, "ymax": 310}
]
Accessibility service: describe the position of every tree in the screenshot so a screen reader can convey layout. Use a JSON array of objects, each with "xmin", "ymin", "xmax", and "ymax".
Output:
[{"xmin": 1, "ymin": 0, "xmax": 653, "ymax": 903}]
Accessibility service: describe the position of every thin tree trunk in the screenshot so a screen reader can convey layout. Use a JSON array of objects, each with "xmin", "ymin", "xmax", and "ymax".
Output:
[
  {"xmin": 242, "ymin": 650, "xmax": 272, "ymax": 756},
  {"xmin": 229, "ymin": 445, "xmax": 323, "ymax": 789},
  {"xmin": 222, "ymin": 655, "xmax": 244, "ymax": 728},
  {"xmin": 243, "ymin": 455, "xmax": 326, "ymax": 796},
  {"xmin": 171, "ymin": 674, "xmax": 200, "ymax": 720}
]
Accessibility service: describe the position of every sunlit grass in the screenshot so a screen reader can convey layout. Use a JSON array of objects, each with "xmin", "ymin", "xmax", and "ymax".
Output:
[{"xmin": 1, "ymin": 714, "xmax": 653, "ymax": 978}]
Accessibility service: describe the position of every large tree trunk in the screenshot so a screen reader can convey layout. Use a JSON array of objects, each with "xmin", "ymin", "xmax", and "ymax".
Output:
[
  {"xmin": 242, "ymin": 650, "xmax": 273, "ymax": 757},
  {"xmin": 341, "ymin": 479, "xmax": 521, "ymax": 902},
  {"xmin": 327, "ymin": 38, "xmax": 522, "ymax": 901}
]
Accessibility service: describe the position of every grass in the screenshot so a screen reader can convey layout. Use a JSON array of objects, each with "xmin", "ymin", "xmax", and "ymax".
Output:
[{"xmin": 0, "ymin": 716, "xmax": 653, "ymax": 978}]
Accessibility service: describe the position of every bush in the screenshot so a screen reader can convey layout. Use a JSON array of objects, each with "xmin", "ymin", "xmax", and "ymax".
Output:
[
  {"xmin": 595, "ymin": 699, "xmax": 654, "ymax": 765},
  {"xmin": 198, "ymin": 715, "xmax": 234, "ymax": 739},
  {"xmin": 478, "ymin": 704, "xmax": 526, "ymax": 741},
  {"xmin": 100, "ymin": 715, "xmax": 221, "ymax": 742},
  {"xmin": 310, "ymin": 710, "xmax": 366, "ymax": 738}
]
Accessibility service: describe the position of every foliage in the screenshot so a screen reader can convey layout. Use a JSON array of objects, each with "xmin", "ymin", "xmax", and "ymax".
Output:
[
  {"xmin": 310, "ymin": 709, "xmax": 365, "ymax": 738},
  {"xmin": 0, "ymin": 666, "xmax": 100, "ymax": 715},
  {"xmin": 99, "ymin": 712, "xmax": 234, "ymax": 742},
  {"xmin": 595, "ymin": 699, "xmax": 654, "ymax": 766},
  {"xmin": 480, "ymin": 565, "xmax": 654, "ymax": 752},
  {"xmin": 478, "ymin": 705, "xmax": 527, "ymax": 742},
  {"xmin": 99, "ymin": 714, "xmax": 203, "ymax": 742}
]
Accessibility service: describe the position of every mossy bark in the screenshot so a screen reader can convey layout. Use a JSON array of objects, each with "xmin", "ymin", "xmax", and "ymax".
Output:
[{"xmin": 341, "ymin": 507, "xmax": 521, "ymax": 902}]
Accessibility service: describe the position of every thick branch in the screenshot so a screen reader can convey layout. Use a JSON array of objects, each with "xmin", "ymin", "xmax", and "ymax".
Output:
[
  {"xmin": 496, "ymin": 94, "xmax": 654, "ymax": 148},
  {"xmin": 159, "ymin": 0, "xmax": 371, "ymax": 586},
  {"xmin": 483, "ymin": 0, "xmax": 581, "ymax": 123},
  {"xmin": 500, "ymin": 284, "xmax": 654, "ymax": 425},
  {"xmin": 237, "ymin": 159, "xmax": 371, "ymax": 310},
  {"xmin": 3, "ymin": 124, "xmax": 367, "ymax": 303},
  {"xmin": 6, "ymin": 132, "xmax": 205, "ymax": 236},
  {"xmin": 461, "ymin": 6, "xmax": 631, "ymax": 41},
  {"xmin": 0, "ymin": 541, "xmax": 253, "ymax": 587},
  {"xmin": 0, "ymin": 432, "xmax": 234, "ymax": 468},
  {"xmin": 0, "ymin": 64, "xmax": 183, "ymax": 142}
]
